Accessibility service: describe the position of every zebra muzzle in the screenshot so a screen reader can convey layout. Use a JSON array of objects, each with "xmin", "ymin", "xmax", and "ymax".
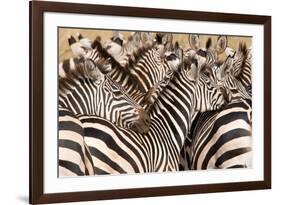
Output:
[{"xmin": 131, "ymin": 109, "xmax": 151, "ymax": 134}]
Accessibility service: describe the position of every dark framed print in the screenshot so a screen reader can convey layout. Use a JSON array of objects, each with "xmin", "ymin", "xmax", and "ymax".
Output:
[{"xmin": 30, "ymin": 0, "xmax": 271, "ymax": 204}]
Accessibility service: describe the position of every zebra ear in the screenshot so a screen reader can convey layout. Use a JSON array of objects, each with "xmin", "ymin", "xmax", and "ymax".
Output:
[
  {"xmin": 175, "ymin": 42, "xmax": 184, "ymax": 66},
  {"xmin": 187, "ymin": 62, "xmax": 199, "ymax": 82},
  {"xmin": 189, "ymin": 34, "xmax": 200, "ymax": 50},
  {"xmin": 112, "ymin": 31, "xmax": 121, "ymax": 38},
  {"xmin": 174, "ymin": 41, "xmax": 180, "ymax": 50},
  {"xmin": 133, "ymin": 32, "xmax": 142, "ymax": 46},
  {"xmin": 162, "ymin": 33, "xmax": 173, "ymax": 45},
  {"xmin": 206, "ymin": 37, "xmax": 212, "ymax": 50},
  {"xmin": 220, "ymin": 55, "xmax": 234, "ymax": 78},
  {"xmin": 163, "ymin": 33, "xmax": 173, "ymax": 51},
  {"xmin": 195, "ymin": 54, "xmax": 206, "ymax": 69},
  {"xmin": 216, "ymin": 35, "xmax": 228, "ymax": 54},
  {"xmin": 95, "ymin": 36, "xmax": 101, "ymax": 42},
  {"xmin": 82, "ymin": 59, "xmax": 106, "ymax": 84},
  {"xmin": 141, "ymin": 32, "xmax": 154, "ymax": 46},
  {"xmin": 232, "ymin": 42, "xmax": 248, "ymax": 77},
  {"xmin": 155, "ymin": 33, "xmax": 163, "ymax": 44}
]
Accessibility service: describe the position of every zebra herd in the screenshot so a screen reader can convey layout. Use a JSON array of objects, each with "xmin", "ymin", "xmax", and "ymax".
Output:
[{"xmin": 58, "ymin": 31, "xmax": 252, "ymax": 176}]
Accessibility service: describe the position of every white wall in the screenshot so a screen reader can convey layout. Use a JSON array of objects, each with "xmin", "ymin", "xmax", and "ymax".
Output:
[{"xmin": 0, "ymin": 0, "xmax": 279, "ymax": 204}]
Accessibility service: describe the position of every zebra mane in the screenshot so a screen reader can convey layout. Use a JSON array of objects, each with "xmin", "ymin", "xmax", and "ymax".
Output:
[
  {"xmin": 125, "ymin": 42, "xmax": 157, "ymax": 70},
  {"xmin": 233, "ymin": 42, "xmax": 249, "ymax": 77},
  {"xmin": 239, "ymin": 42, "xmax": 248, "ymax": 56},
  {"xmin": 58, "ymin": 57, "xmax": 105, "ymax": 95},
  {"xmin": 91, "ymin": 39, "xmax": 149, "ymax": 93},
  {"xmin": 92, "ymin": 37, "xmax": 156, "ymax": 72},
  {"xmin": 206, "ymin": 37, "xmax": 212, "ymax": 49}
]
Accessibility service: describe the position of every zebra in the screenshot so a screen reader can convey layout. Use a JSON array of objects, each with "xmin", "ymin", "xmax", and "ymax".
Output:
[
  {"xmin": 75, "ymin": 56, "xmax": 226, "ymax": 174},
  {"xmin": 58, "ymin": 56, "xmax": 151, "ymax": 134},
  {"xmin": 186, "ymin": 34, "xmax": 252, "ymax": 97},
  {"xmin": 104, "ymin": 31, "xmax": 174, "ymax": 67},
  {"xmin": 139, "ymin": 41, "xmax": 184, "ymax": 109},
  {"xmin": 58, "ymin": 106, "xmax": 95, "ymax": 176},
  {"xmin": 179, "ymin": 38, "xmax": 253, "ymax": 170},
  {"xmin": 185, "ymin": 34, "xmax": 227, "ymax": 67},
  {"xmin": 202, "ymin": 53, "xmax": 251, "ymax": 102},
  {"xmin": 189, "ymin": 98, "xmax": 252, "ymax": 169},
  {"xmin": 101, "ymin": 33, "xmax": 250, "ymax": 171},
  {"xmin": 232, "ymin": 42, "xmax": 252, "ymax": 96},
  {"xmin": 185, "ymin": 34, "xmax": 229, "ymax": 69},
  {"xmin": 103, "ymin": 31, "xmax": 155, "ymax": 67},
  {"xmin": 103, "ymin": 32, "xmax": 175, "ymax": 89},
  {"xmin": 83, "ymin": 36, "xmax": 183, "ymax": 110},
  {"xmin": 57, "ymin": 37, "xmax": 188, "ymax": 173}
]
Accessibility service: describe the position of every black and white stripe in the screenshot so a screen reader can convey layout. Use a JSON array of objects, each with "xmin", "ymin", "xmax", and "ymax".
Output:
[
  {"xmin": 58, "ymin": 107, "xmax": 95, "ymax": 176},
  {"xmin": 179, "ymin": 40, "xmax": 252, "ymax": 170},
  {"xmin": 74, "ymin": 61, "xmax": 226, "ymax": 174},
  {"xmin": 232, "ymin": 43, "xmax": 252, "ymax": 96},
  {"xmin": 190, "ymin": 98, "xmax": 252, "ymax": 169},
  {"xmin": 58, "ymin": 56, "xmax": 151, "ymax": 134},
  {"xmin": 84, "ymin": 38, "xmax": 183, "ymax": 109}
]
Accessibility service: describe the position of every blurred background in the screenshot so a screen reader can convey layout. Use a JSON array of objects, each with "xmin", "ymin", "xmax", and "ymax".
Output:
[{"xmin": 59, "ymin": 27, "xmax": 252, "ymax": 62}]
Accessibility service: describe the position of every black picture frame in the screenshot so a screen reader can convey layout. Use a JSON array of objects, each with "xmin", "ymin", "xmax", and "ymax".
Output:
[{"xmin": 30, "ymin": 1, "xmax": 271, "ymax": 204}]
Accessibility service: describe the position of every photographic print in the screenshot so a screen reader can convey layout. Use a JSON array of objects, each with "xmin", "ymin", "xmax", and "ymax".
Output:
[
  {"xmin": 58, "ymin": 28, "xmax": 253, "ymax": 176},
  {"xmin": 30, "ymin": 1, "xmax": 271, "ymax": 203}
]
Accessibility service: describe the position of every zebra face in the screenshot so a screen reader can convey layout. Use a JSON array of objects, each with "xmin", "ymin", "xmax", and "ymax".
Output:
[
  {"xmin": 206, "ymin": 53, "xmax": 251, "ymax": 101},
  {"xmin": 128, "ymin": 109, "xmax": 151, "ymax": 134},
  {"xmin": 186, "ymin": 62, "xmax": 225, "ymax": 112},
  {"xmin": 82, "ymin": 59, "xmax": 104, "ymax": 83},
  {"xmin": 194, "ymin": 75, "xmax": 226, "ymax": 112},
  {"xmin": 104, "ymin": 77, "xmax": 151, "ymax": 134},
  {"xmin": 59, "ymin": 57, "xmax": 105, "ymax": 83},
  {"xmin": 59, "ymin": 56, "xmax": 151, "ymax": 133}
]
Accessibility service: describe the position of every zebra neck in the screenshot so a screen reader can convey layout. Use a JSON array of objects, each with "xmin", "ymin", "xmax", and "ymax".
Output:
[{"xmin": 149, "ymin": 74, "xmax": 195, "ymax": 150}]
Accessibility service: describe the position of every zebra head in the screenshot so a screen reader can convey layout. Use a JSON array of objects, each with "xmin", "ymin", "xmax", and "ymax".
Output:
[
  {"xmin": 132, "ymin": 41, "xmax": 185, "ymax": 109},
  {"xmin": 59, "ymin": 57, "xmax": 151, "ymax": 134},
  {"xmin": 126, "ymin": 32, "xmax": 155, "ymax": 54},
  {"xmin": 232, "ymin": 43, "xmax": 252, "ymax": 79},
  {"xmin": 103, "ymin": 76, "xmax": 151, "ymax": 134},
  {"xmin": 59, "ymin": 57, "xmax": 105, "ymax": 83},
  {"xmin": 104, "ymin": 32, "xmax": 156, "ymax": 66},
  {"xmin": 201, "ymin": 43, "xmax": 251, "ymax": 102},
  {"xmin": 186, "ymin": 34, "xmax": 251, "ymax": 102},
  {"xmin": 186, "ymin": 34, "xmax": 228, "ymax": 68},
  {"xmin": 164, "ymin": 41, "xmax": 184, "ymax": 72},
  {"xmin": 184, "ymin": 58, "xmax": 226, "ymax": 112},
  {"xmin": 103, "ymin": 31, "xmax": 126, "ymax": 64},
  {"xmin": 154, "ymin": 32, "xmax": 174, "ymax": 58}
]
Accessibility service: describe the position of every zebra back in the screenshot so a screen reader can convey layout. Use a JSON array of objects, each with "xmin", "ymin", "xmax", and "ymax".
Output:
[
  {"xmin": 58, "ymin": 107, "xmax": 95, "ymax": 176},
  {"xmin": 190, "ymin": 98, "xmax": 252, "ymax": 169}
]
